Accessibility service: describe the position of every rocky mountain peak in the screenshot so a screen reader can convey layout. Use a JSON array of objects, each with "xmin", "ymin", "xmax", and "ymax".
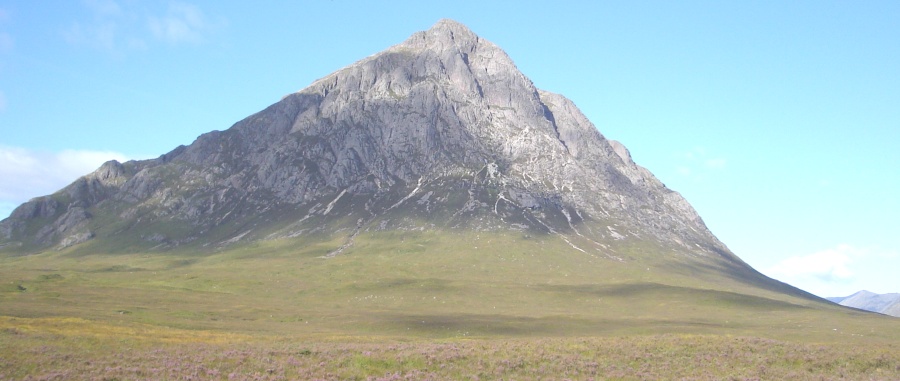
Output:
[
  {"xmin": 397, "ymin": 19, "xmax": 500, "ymax": 68},
  {"xmin": 301, "ymin": 19, "xmax": 531, "ymax": 116},
  {"xmin": 419, "ymin": 19, "xmax": 482, "ymax": 48},
  {"xmin": 1, "ymin": 19, "xmax": 732, "ymax": 266}
]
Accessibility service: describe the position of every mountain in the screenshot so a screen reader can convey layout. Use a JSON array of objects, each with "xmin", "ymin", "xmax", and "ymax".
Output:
[
  {"xmin": 830, "ymin": 291, "xmax": 900, "ymax": 317},
  {"xmin": 0, "ymin": 20, "xmax": 852, "ymax": 337},
  {"xmin": 1, "ymin": 19, "xmax": 720, "ymax": 259}
]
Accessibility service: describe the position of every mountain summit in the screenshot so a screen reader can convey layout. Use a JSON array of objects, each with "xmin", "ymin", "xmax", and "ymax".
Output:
[
  {"xmin": 3, "ymin": 20, "xmax": 780, "ymax": 291},
  {"xmin": 2, "ymin": 19, "xmax": 861, "ymax": 339}
]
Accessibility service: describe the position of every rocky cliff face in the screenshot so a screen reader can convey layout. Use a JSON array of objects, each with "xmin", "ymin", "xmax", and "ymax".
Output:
[{"xmin": 1, "ymin": 20, "xmax": 735, "ymax": 265}]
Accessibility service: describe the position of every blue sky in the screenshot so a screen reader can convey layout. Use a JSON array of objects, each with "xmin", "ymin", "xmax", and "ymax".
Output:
[{"xmin": 0, "ymin": 1, "xmax": 897, "ymax": 297}]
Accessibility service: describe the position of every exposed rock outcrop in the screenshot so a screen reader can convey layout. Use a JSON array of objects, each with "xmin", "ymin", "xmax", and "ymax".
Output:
[{"xmin": 0, "ymin": 20, "xmax": 734, "ymax": 265}]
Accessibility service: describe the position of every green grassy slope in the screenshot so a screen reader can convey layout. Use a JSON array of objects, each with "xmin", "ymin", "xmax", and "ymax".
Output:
[{"xmin": 2, "ymin": 228, "xmax": 895, "ymax": 344}]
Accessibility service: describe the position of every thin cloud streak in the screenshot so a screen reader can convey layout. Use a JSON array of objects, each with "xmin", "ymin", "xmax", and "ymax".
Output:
[
  {"xmin": 83, "ymin": 0, "xmax": 122, "ymax": 17},
  {"xmin": 674, "ymin": 147, "xmax": 726, "ymax": 178},
  {"xmin": 763, "ymin": 244, "xmax": 896, "ymax": 297},
  {"xmin": 62, "ymin": 0, "xmax": 223, "ymax": 54},
  {"xmin": 63, "ymin": 20, "xmax": 118, "ymax": 51},
  {"xmin": 148, "ymin": 2, "xmax": 216, "ymax": 44}
]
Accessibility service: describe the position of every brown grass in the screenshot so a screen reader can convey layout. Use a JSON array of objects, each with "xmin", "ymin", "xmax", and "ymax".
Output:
[{"xmin": 2, "ymin": 316, "xmax": 899, "ymax": 380}]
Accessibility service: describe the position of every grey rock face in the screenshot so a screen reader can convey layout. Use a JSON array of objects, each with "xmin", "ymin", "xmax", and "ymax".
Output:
[{"xmin": 0, "ymin": 19, "xmax": 734, "ymax": 263}]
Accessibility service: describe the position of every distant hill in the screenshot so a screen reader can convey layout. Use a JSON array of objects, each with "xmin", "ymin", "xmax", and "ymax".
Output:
[{"xmin": 830, "ymin": 291, "xmax": 900, "ymax": 317}]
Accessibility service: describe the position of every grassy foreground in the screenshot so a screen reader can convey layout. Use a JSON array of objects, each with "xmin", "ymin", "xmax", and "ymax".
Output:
[
  {"xmin": 2, "ymin": 316, "xmax": 899, "ymax": 381},
  {"xmin": 2, "ymin": 230, "xmax": 899, "ymax": 379}
]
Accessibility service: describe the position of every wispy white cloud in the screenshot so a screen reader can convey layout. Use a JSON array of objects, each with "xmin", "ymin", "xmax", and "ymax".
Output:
[
  {"xmin": 763, "ymin": 244, "xmax": 899, "ymax": 297},
  {"xmin": 704, "ymin": 157, "xmax": 727, "ymax": 169},
  {"xmin": 84, "ymin": 0, "xmax": 122, "ymax": 17},
  {"xmin": 63, "ymin": 20, "xmax": 118, "ymax": 51},
  {"xmin": 62, "ymin": 0, "xmax": 133, "ymax": 53},
  {"xmin": 675, "ymin": 147, "xmax": 726, "ymax": 178},
  {"xmin": 63, "ymin": 0, "xmax": 223, "ymax": 53},
  {"xmin": 767, "ymin": 244, "xmax": 856, "ymax": 281},
  {"xmin": 148, "ymin": 2, "xmax": 217, "ymax": 44},
  {"xmin": 0, "ymin": 146, "xmax": 130, "ymax": 218}
]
